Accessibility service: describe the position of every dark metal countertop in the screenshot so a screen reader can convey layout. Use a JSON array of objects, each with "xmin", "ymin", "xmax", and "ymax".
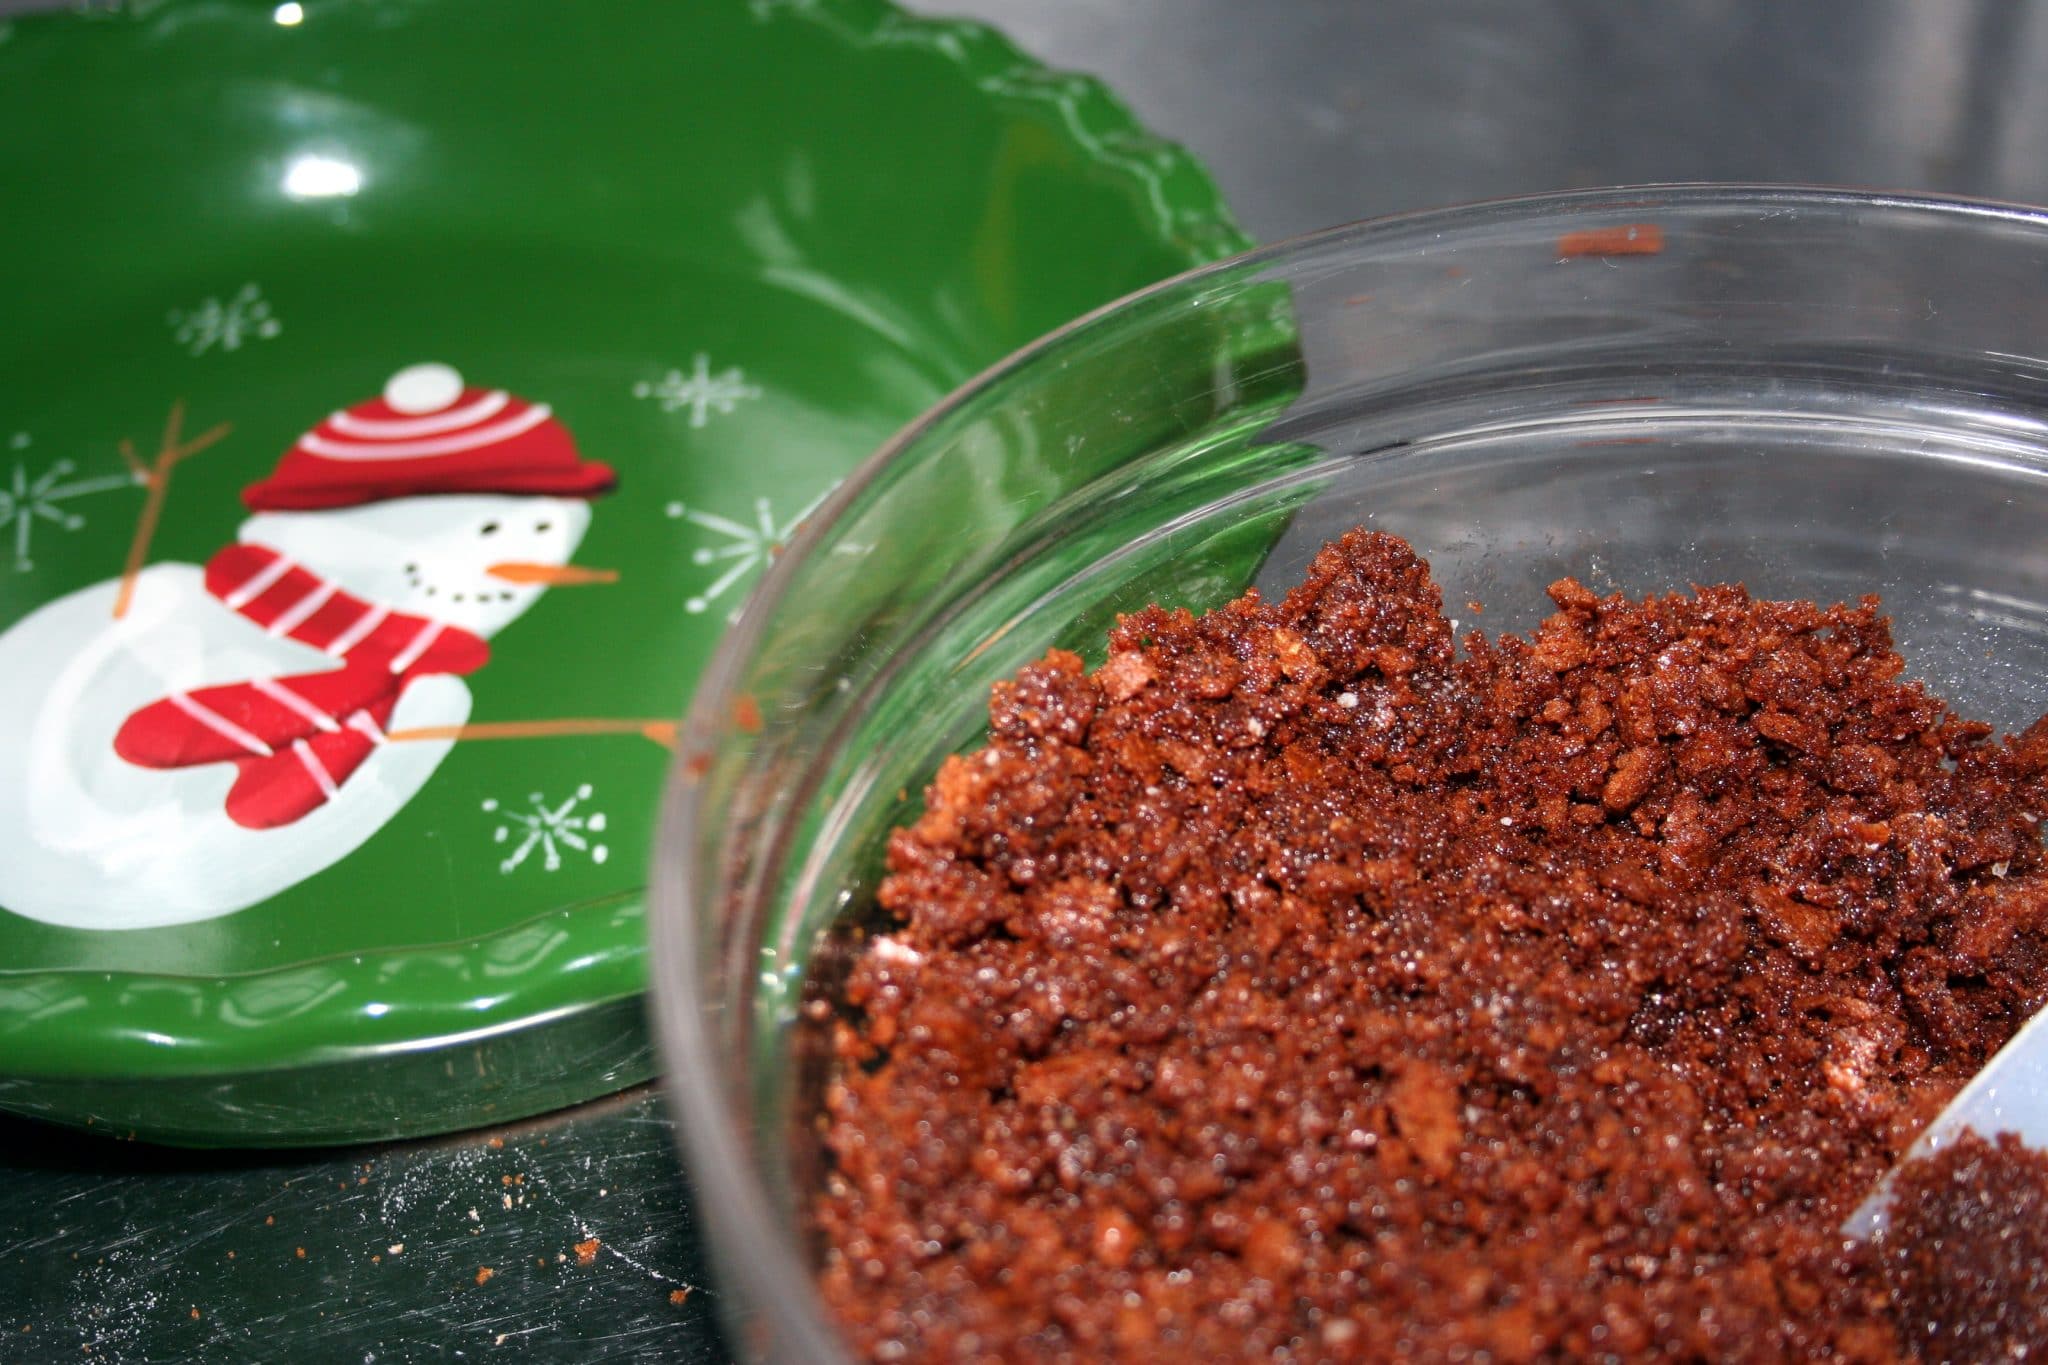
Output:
[
  {"xmin": 6, "ymin": 1, "xmax": 2048, "ymax": 1359},
  {"xmin": 911, "ymin": 0, "xmax": 2048, "ymax": 242}
]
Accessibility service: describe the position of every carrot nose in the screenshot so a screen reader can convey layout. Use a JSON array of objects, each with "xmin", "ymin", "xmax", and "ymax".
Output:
[{"xmin": 487, "ymin": 562, "xmax": 619, "ymax": 586}]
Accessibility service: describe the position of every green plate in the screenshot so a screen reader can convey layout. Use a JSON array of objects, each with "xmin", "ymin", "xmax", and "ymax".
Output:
[{"xmin": 0, "ymin": 0, "xmax": 1248, "ymax": 1144}]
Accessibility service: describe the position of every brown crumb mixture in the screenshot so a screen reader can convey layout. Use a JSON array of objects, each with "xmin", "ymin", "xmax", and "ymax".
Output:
[
  {"xmin": 1884, "ymin": 1131, "xmax": 2048, "ymax": 1362},
  {"xmin": 812, "ymin": 529, "xmax": 2048, "ymax": 1363}
]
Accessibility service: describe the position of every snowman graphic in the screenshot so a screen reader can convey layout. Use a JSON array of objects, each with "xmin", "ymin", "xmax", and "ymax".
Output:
[{"xmin": 0, "ymin": 364, "xmax": 620, "ymax": 931}]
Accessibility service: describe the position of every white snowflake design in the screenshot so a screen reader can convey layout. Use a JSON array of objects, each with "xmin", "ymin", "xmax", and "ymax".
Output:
[
  {"xmin": 483, "ymin": 784, "xmax": 611, "ymax": 875},
  {"xmin": 632, "ymin": 353, "xmax": 762, "ymax": 428},
  {"xmin": 168, "ymin": 282, "xmax": 282, "ymax": 356},
  {"xmin": 1, "ymin": 435, "xmax": 144, "ymax": 572},
  {"xmin": 666, "ymin": 484, "xmax": 835, "ymax": 619}
]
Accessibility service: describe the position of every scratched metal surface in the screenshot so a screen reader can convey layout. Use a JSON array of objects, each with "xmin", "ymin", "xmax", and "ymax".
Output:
[
  {"xmin": 895, "ymin": 0, "xmax": 2048, "ymax": 243},
  {"xmin": 9, "ymin": 0, "xmax": 2048, "ymax": 1361},
  {"xmin": 2, "ymin": 1086, "xmax": 722, "ymax": 1361}
]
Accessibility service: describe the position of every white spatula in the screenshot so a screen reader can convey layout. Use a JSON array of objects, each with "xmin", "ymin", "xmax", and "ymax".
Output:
[{"xmin": 1843, "ymin": 1004, "xmax": 2048, "ymax": 1239}]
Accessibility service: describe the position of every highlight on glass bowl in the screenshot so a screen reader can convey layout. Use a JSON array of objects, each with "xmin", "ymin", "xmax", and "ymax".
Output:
[
  {"xmin": 0, "ymin": 0, "xmax": 1250, "ymax": 1145},
  {"xmin": 652, "ymin": 187, "xmax": 2048, "ymax": 1360}
]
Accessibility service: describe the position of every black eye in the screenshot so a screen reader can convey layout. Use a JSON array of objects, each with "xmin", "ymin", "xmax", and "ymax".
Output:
[
  {"xmin": 535, "ymin": 521, "xmax": 552, "ymax": 533},
  {"xmin": 479, "ymin": 522, "xmax": 500, "ymax": 537}
]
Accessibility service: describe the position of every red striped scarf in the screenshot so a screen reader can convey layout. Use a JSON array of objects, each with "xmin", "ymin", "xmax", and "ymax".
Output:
[{"xmin": 114, "ymin": 544, "xmax": 489, "ymax": 829}]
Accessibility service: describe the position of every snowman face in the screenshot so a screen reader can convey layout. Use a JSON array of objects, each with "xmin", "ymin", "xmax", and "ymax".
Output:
[{"xmin": 241, "ymin": 495, "xmax": 594, "ymax": 639}]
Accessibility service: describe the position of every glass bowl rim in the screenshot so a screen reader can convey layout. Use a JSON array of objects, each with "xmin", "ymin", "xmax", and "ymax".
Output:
[{"xmin": 646, "ymin": 182, "xmax": 2048, "ymax": 1361}]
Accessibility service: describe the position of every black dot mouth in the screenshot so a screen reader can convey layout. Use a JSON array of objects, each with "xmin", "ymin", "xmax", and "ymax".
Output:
[{"xmin": 405, "ymin": 571, "xmax": 530, "ymax": 607}]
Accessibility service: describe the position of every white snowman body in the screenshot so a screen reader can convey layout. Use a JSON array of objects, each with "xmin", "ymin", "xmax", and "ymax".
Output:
[{"xmin": 0, "ymin": 493, "xmax": 592, "ymax": 931}]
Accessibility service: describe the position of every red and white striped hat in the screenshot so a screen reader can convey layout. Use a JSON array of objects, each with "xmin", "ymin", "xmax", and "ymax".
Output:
[{"xmin": 242, "ymin": 363, "xmax": 617, "ymax": 513}]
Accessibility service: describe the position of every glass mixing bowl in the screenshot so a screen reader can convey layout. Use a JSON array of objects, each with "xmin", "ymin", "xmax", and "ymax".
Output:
[{"xmin": 648, "ymin": 186, "xmax": 2048, "ymax": 1361}]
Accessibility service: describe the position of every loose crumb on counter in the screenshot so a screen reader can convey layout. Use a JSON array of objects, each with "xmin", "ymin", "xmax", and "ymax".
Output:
[{"xmin": 1557, "ymin": 222, "xmax": 1665, "ymax": 257}]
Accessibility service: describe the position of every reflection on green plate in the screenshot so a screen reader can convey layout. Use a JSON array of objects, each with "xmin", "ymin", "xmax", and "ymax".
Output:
[{"xmin": 0, "ymin": 0, "xmax": 1251, "ymax": 1143}]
